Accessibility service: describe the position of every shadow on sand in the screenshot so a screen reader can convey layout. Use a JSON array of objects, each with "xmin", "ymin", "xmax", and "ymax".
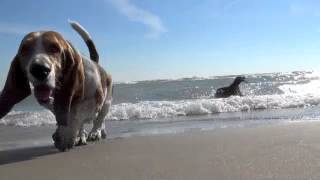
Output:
[{"xmin": 0, "ymin": 146, "xmax": 58, "ymax": 165}]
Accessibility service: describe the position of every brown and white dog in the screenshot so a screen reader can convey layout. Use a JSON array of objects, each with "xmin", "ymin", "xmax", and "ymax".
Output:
[{"xmin": 0, "ymin": 21, "xmax": 113, "ymax": 151}]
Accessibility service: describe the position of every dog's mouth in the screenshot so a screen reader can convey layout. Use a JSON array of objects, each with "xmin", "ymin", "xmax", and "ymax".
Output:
[{"xmin": 34, "ymin": 85, "xmax": 54, "ymax": 103}]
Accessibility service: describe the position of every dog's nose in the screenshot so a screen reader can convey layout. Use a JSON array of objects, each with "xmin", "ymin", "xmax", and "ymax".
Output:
[{"xmin": 30, "ymin": 63, "xmax": 51, "ymax": 81}]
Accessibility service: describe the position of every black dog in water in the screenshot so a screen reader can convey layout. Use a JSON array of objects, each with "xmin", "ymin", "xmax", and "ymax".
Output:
[{"xmin": 214, "ymin": 76, "xmax": 247, "ymax": 98}]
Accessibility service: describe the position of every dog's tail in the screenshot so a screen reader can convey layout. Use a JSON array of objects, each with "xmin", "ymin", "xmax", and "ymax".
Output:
[{"xmin": 69, "ymin": 20, "xmax": 99, "ymax": 63}]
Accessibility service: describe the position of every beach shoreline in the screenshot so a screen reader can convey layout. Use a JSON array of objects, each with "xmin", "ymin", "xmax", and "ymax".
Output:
[{"xmin": 1, "ymin": 121, "xmax": 320, "ymax": 179}]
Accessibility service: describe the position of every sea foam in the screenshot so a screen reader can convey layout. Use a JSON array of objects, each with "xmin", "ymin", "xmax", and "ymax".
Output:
[{"xmin": 108, "ymin": 93, "xmax": 320, "ymax": 120}]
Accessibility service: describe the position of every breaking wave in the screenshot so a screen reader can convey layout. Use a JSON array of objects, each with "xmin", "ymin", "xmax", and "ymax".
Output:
[{"xmin": 108, "ymin": 94, "xmax": 320, "ymax": 120}]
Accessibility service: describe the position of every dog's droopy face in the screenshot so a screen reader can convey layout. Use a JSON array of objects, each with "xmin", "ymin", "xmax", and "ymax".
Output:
[
  {"xmin": 0, "ymin": 21, "xmax": 110, "ymax": 152},
  {"xmin": 17, "ymin": 31, "xmax": 74, "ymax": 104}
]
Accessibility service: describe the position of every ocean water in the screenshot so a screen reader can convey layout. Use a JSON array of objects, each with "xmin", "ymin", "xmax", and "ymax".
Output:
[
  {"xmin": 1, "ymin": 71, "xmax": 320, "ymax": 150},
  {"xmin": 3, "ymin": 70, "xmax": 320, "ymax": 126}
]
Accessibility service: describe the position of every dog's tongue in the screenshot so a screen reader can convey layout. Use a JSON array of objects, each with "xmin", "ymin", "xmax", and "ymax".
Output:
[{"xmin": 34, "ymin": 85, "xmax": 53, "ymax": 102}]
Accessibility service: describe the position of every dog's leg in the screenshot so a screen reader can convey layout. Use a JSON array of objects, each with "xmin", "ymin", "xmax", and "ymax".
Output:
[
  {"xmin": 88, "ymin": 100, "xmax": 111, "ymax": 141},
  {"xmin": 53, "ymin": 111, "xmax": 83, "ymax": 151}
]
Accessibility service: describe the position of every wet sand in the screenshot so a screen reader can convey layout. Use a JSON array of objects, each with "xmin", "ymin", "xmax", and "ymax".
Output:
[{"xmin": 1, "ymin": 122, "xmax": 320, "ymax": 180}]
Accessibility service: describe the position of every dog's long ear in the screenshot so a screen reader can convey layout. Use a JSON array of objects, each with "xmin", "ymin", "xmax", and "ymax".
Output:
[
  {"xmin": 54, "ymin": 43, "xmax": 84, "ymax": 126},
  {"xmin": 0, "ymin": 56, "xmax": 31, "ymax": 119}
]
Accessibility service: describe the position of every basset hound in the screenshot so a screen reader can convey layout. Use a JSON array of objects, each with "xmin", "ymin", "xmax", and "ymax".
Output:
[{"xmin": 0, "ymin": 21, "xmax": 113, "ymax": 151}]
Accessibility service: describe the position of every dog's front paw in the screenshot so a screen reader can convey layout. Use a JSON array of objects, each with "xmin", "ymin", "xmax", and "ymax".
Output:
[
  {"xmin": 53, "ymin": 126, "xmax": 76, "ymax": 151},
  {"xmin": 87, "ymin": 130, "xmax": 102, "ymax": 141}
]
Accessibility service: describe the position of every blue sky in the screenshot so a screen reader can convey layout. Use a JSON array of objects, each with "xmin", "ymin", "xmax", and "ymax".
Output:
[{"xmin": 1, "ymin": 0, "xmax": 320, "ymax": 83}]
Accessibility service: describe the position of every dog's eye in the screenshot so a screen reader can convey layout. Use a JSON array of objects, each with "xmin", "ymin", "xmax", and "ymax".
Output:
[
  {"xmin": 48, "ymin": 44, "xmax": 60, "ymax": 54},
  {"xmin": 20, "ymin": 45, "xmax": 31, "ymax": 56}
]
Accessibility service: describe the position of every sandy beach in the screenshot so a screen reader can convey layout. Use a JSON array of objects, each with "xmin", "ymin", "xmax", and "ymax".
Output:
[{"xmin": 1, "ymin": 122, "xmax": 320, "ymax": 180}]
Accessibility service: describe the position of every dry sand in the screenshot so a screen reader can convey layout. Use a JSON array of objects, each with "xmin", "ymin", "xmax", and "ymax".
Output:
[{"xmin": 1, "ymin": 122, "xmax": 320, "ymax": 180}]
